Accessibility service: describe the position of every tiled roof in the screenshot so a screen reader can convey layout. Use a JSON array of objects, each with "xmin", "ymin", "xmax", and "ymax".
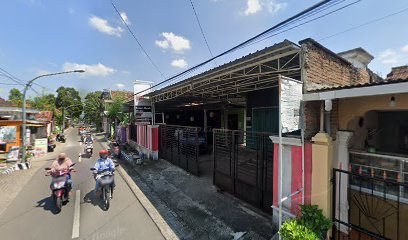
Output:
[
  {"xmin": 111, "ymin": 91, "xmax": 133, "ymax": 100},
  {"xmin": 386, "ymin": 65, "xmax": 408, "ymax": 81},
  {"xmin": 307, "ymin": 78, "xmax": 408, "ymax": 93},
  {"xmin": 35, "ymin": 111, "xmax": 53, "ymax": 122}
]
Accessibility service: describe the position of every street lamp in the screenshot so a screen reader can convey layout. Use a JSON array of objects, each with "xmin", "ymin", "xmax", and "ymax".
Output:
[{"xmin": 21, "ymin": 70, "xmax": 85, "ymax": 163}]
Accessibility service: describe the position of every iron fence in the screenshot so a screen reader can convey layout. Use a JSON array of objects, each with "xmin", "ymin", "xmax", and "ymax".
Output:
[
  {"xmin": 159, "ymin": 125, "xmax": 200, "ymax": 176},
  {"xmin": 332, "ymin": 167, "xmax": 408, "ymax": 240},
  {"xmin": 213, "ymin": 129, "xmax": 274, "ymax": 213}
]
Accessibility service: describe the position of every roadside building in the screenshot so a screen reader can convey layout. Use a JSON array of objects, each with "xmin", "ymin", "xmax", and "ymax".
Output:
[
  {"xmin": 100, "ymin": 89, "xmax": 133, "ymax": 137},
  {"xmin": 128, "ymin": 37, "xmax": 403, "ymax": 238},
  {"xmin": 0, "ymin": 102, "xmax": 44, "ymax": 153}
]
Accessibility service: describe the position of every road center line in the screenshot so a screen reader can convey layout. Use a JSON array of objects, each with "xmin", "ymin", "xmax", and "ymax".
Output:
[{"xmin": 72, "ymin": 190, "xmax": 81, "ymax": 239}]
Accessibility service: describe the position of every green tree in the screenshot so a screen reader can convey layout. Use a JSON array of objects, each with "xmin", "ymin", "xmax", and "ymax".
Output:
[
  {"xmin": 31, "ymin": 94, "xmax": 56, "ymax": 111},
  {"xmin": 83, "ymin": 91, "xmax": 104, "ymax": 130},
  {"xmin": 55, "ymin": 87, "xmax": 83, "ymax": 118},
  {"xmin": 107, "ymin": 91, "xmax": 130, "ymax": 129},
  {"xmin": 8, "ymin": 88, "xmax": 23, "ymax": 107}
]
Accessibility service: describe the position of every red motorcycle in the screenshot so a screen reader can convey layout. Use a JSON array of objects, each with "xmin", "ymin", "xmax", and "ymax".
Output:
[
  {"xmin": 45, "ymin": 163, "xmax": 75, "ymax": 213},
  {"xmin": 111, "ymin": 141, "xmax": 121, "ymax": 158}
]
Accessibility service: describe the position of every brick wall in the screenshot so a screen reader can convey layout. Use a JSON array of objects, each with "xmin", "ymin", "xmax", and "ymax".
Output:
[
  {"xmin": 301, "ymin": 41, "xmax": 372, "ymax": 92},
  {"xmin": 304, "ymin": 101, "xmax": 321, "ymax": 140},
  {"xmin": 301, "ymin": 40, "xmax": 372, "ymax": 139},
  {"xmin": 330, "ymin": 99, "xmax": 339, "ymax": 140}
]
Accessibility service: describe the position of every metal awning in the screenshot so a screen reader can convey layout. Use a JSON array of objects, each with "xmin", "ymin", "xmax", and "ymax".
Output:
[
  {"xmin": 149, "ymin": 40, "xmax": 302, "ymax": 109},
  {"xmin": 27, "ymin": 123, "xmax": 45, "ymax": 127},
  {"xmin": 303, "ymin": 80, "xmax": 408, "ymax": 101}
]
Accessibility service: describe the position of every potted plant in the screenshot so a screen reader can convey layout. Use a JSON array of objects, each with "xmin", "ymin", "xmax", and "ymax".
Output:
[{"xmin": 279, "ymin": 205, "xmax": 332, "ymax": 240}]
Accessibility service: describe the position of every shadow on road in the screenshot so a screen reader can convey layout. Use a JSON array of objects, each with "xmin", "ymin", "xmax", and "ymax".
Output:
[
  {"xmin": 35, "ymin": 196, "xmax": 62, "ymax": 215},
  {"xmin": 83, "ymin": 190, "xmax": 104, "ymax": 210},
  {"xmin": 80, "ymin": 153, "xmax": 93, "ymax": 159}
]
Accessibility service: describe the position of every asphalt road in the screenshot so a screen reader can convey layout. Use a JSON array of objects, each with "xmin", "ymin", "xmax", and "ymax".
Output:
[{"xmin": 0, "ymin": 128, "xmax": 165, "ymax": 240}]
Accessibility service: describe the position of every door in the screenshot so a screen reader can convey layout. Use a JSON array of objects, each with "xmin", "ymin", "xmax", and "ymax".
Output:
[{"xmin": 227, "ymin": 114, "xmax": 238, "ymax": 130}]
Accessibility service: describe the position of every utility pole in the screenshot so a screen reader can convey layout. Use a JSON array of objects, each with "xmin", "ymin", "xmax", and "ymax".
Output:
[{"xmin": 21, "ymin": 70, "xmax": 85, "ymax": 163}]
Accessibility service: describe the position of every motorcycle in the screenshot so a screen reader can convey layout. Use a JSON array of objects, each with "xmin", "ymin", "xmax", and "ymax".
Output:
[
  {"xmin": 48, "ymin": 139, "xmax": 56, "ymax": 152},
  {"xmin": 84, "ymin": 142, "xmax": 93, "ymax": 156},
  {"xmin": 45, "ymin": 163, "xmax": 75, "ymax": 213},
  {"xmin": 111, "ymin": 141, "xmax": 121, "ymax": 158},
  {"xmin": 56, "ymin": 134, "xmax": 66, "ymax": 143},
  {"xmin": 91, "ymin": 168, "xmax": 114, "ymax": 210}
]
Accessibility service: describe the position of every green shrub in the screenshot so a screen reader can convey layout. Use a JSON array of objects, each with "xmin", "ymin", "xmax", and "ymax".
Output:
[
  {"xmin": 278, "ymin": 205, "xmax": 331, "ymax": 240},
  {"xmin": 298, "ymin": 205, "xmax": 331, "ymax": 239},
  {"xmin": 279, "ymin": 219, "xmax": 319, "ymax": 240}
]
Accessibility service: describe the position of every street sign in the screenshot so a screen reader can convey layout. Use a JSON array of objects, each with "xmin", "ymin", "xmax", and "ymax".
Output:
[{"xmin": 34, "ymin": 138, "xmax": 48, "ymax": 156}]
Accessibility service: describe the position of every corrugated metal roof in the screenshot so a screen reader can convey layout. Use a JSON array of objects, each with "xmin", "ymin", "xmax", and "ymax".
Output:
[{"xmin": 149, "ymin": 39, "xmax": 299, "ymax": 96}]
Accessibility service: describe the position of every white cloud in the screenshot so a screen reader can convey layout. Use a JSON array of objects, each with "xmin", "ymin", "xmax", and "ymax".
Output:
[
  {"xmin": 63, "ymin": 62, "xmax": 116, "ymax": 77},
  {"xmin": 378, "ymin": 49, "xmax": 401, "ymax": 64},
  {"xmin": 35, "ymin": 69, "xmax": 51, "ymax": 75},
  {"xmin": 155, "ymin": 32, "xmax": 191, "ymax": 52},
  {"xmin": 171, "ymin": 59, "xmax": 188, "ymax": 68},
  {"xmin": 120, "ymin": 11, "xmax": 131, "ymax": 25},
  {"xmin": 265, "ymin": 0, "xmax": 287, "ymax": 14},
  {"xmin": 68, "ymin": 8, "xmax": 76, "ymax": 14},
  {"xmin": 116, "ymin": 83, "xmax": 125, "ymax": 89},
  {"xmin": 244, "ymin": 0, "xmax": 262, "ymax": 15},
  {"xmin": 402, "ymin": 44, "xmax": 408, "ymax": 53},
  {"xmin": 121, "ymin": 70, "xmax": 131, "ymax": 75},
  {"xmin": 155, "ymin": 40, "xmax": 169, "ymax": 49},
  {"xmin": 89, "ymin": 16, "xmax": 123, "ymax": 37},
  {"xmin": 243, "ymin": 0, "xmax": 286, "ymax": 16}
]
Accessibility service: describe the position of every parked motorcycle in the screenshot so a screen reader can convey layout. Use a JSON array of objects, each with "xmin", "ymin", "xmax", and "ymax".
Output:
[
  {"xmin": 84, "ymin": 142, "xmax": 93, "ymax": 156},
  {"xmin": 45, "ymin": 163, "xmax": 75, "ymax": 213},
  {"xmin": 48, "ymin": 139, "xmax": 56, "ymax": 152},
  {"xmin": 56, "ymin": 134, "xmax": 66, "ymax": 143},
  {"xmin": 111, "ymin": 141, "xmax": 121, "ymax": 159},
  {"xmin": 91, "ymin": 168, "xmax": 114, "ymax": 210}
]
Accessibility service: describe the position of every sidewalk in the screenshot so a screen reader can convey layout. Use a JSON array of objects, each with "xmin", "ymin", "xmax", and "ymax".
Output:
[
  {"xmin": 0, "ymin": 151, "xmax": 57, "ymax": 217},
  {"xmin": 113, "ymin": 147, "xmax": 274, "ymax": 239},
  {"xmin": 0, "ymin": 128, "xmax": 73, "ymax": 217}
]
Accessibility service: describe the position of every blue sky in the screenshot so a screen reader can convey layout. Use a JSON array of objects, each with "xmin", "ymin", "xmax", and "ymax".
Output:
[{"xmin": 0, "ymin": 0, "xmax": 407, "ymax": 99}]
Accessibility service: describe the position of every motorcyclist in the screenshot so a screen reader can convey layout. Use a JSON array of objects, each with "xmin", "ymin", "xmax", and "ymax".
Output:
[
  {"xmin": 48, "ymin": 153, "xmax": 73, "ymax": 194},
  {"xmin": 93, "ymin": 150, "xmax": 115, "ymax": 197},
  {"xmin": 85, "ymin": 134, "xmax": 93, "ymax": 143}
]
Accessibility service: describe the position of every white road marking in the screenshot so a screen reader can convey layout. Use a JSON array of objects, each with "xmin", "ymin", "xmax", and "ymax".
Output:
[
  {"xmin": 78, "ymin": 153, "xmax": 81, "ymax": 163},
  {"xmin": 72, "ymin": 190, "xmax": 81, "ymax": 239}
]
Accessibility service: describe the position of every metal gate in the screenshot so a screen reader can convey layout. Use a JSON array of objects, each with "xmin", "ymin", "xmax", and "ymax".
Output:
[
  {"xmin": 332, "ymin": 168, "xmax": 408, "ymax": 240},
  {"xmin": 213, "ymin": 129, "xmax": 274, "ymax": 213},
  {"xmin": 159, "ymin": 125, "xmax": 200, "ymax": 176}
]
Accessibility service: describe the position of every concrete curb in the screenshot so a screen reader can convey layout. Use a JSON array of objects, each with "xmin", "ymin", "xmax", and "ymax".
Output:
[
  {"xmin": 14, "ymin": 162, "xmax": 31, "ymax": 170},
  {"xmin": 0, "ymin": 166, "xmax": 15, "ymax": 175},
  {"xmin": 98, "ymin": 139, "xmax": 179, "ymax": 240},
  {"xmin": 117, "ymin": 167, "xmax": 179, "ymax": 240}
]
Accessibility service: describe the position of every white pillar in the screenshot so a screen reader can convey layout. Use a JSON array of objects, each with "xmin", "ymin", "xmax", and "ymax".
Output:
[{"xmin": 334, "ymin": 131, "xmax": 353, "ymax": 234}]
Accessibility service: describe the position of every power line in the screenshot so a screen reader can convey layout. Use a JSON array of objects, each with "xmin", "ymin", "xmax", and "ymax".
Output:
[
  {"xmin": 188, "ymin": 0, "xmax": 216, "ymax": 61},
  {"xmin": 0, "ymin": 68, "xmax": 25, "ymax": 86},
  {"xmin": 247, "ymin": 0, "xmax": 362, "ymax": 46},
  {"xmin": 240, "ymin": 0, "xmax": 349, "ymax": 48},
  {"xmin": 0, "ymin": 83, "xmax": 21, "ymax": 86},
  {"xmin": 133, "ymin": 0, "xmax": 361, "ymax": 96},
  {"xmin": 111, "ymin": 1, "xmax": 167, "ymax": 79},
  {"xmin": 318, "ymin": 6, "xmax": 408, "ymax": 41},
  {"xmin": 0, "ymin": 67, "xmax": 49, "ymax": 98}
]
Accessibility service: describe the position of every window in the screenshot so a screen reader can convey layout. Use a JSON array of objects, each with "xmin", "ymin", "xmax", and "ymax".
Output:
[{"xmin": 350, "ymin": 151, "xmax": 408, "ymax": 201}]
